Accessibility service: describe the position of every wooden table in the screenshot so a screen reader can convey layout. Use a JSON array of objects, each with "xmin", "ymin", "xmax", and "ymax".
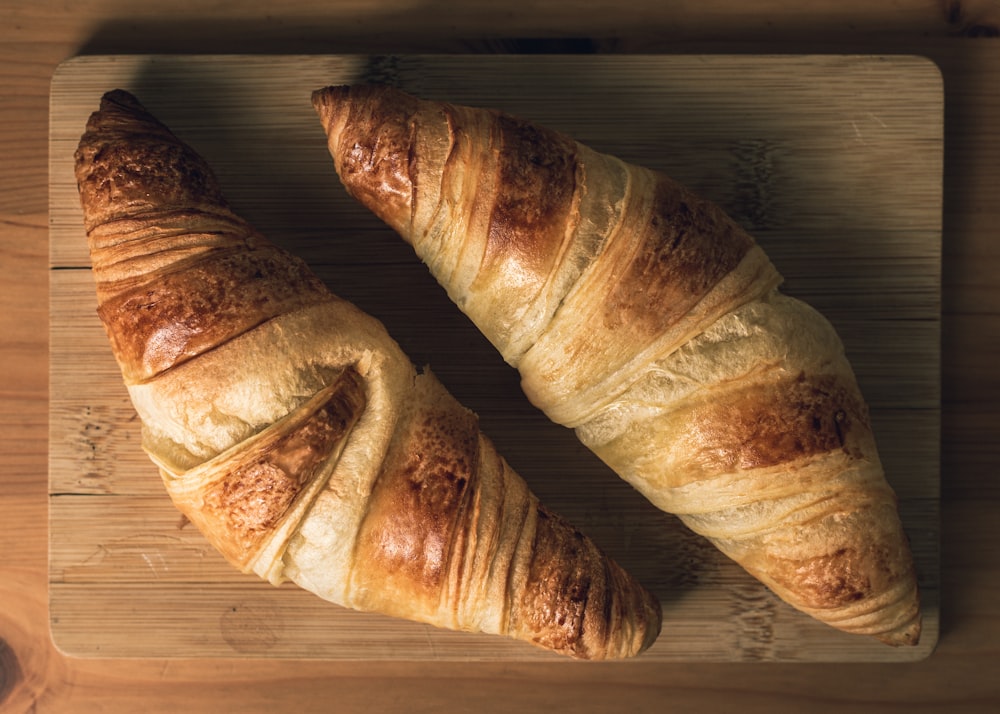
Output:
[{"xmin": 3, "ymin": 2, "xmax": 999, "ymax": 711}]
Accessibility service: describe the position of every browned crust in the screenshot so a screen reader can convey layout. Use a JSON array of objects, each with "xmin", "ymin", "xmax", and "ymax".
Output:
[
  {"xmin": 315, "ymin": 86, "xmax": 584, "ymax": 303},
  {"xmin": 481, "ymin": 113, "xmax": 579, "ymax": 285},
  {"xmin": 351, "ymin": 391, "xmax": 481, "ymax": 606},
  {"xmin": 602, "ymin": 173, "xmax": 755, "ymax": 339},
  {"xmin": 315, "ymin": 85, "xmax": 421, "ymax": 232},
  {"xmin": 512, "ymin": 505, "xmax": 660, "ymax": 658},
  {"xmin": 76, "ymin": 91, "xmax": 332, "ymax": 383},
  {"xmin": 313, "ymin": 83, "xmax": 919, "ymax": 648},
  {"xmin": 196, "ymin": 368, "xmax": 367, "ymax": 567},
  {"xmin": 78, "ymin": 89, "xmax": 663, "ymax": 660},
  {"xmin": 350, "ymin": 375, "xmax": 661, "ymax": 659},
  {"xmin": 95, "ymin": 244, "xmax": 329, "ymax": 383},
  {"xmin": 74, "ymin": 90, "xmax": 229, "ymax": 232},
  {"xmin": 513, "ymin": 507, "xmax": 600, "ymax": 655},
  {"xmin": 750, "ymin": 502, "xmax": 921, "ymax": 637},
  {"xmin": 672, "ymin": 371, "xmax": 872, "ymax": 483},
  {"xmin": 784, "ymin": 544, "xmax": 885, "ymax": 610}
]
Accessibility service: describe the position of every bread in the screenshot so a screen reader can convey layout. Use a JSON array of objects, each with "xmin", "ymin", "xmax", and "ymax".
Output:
[
  {"xmin": 312, "ymin": 83, "xmax": 921, "ymax": 645},
  {"xmin": 73, "ymin": 89, "xmax": 661, "ymax": 660}
]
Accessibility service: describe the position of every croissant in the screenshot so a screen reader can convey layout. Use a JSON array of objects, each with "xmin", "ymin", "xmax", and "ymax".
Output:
[
  {"xmin": 73, "ymin": 89, "xmax": 661, "ymax": 660},
  {"xmin": 313, "ymin": 84, "xmax": 921, "ymax": 646}
]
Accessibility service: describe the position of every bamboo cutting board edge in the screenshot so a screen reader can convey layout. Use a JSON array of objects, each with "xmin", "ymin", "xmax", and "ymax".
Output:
[{"xmin": 48, "ymin": 54, "xmax": 942, "ymax": 662}]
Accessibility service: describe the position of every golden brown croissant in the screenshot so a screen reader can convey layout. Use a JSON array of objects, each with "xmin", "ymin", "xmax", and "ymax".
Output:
[
  {"xmin": 313, "ymin": 84, "xmax": 921, "ymax": 646},
  {"xmin": 73, "ymin": 89, "xmax": 661, "ymax": 660}
]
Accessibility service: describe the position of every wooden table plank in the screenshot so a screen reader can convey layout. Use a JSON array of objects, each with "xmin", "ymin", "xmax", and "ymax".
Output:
[{"xmin": 48, "ymin": 54, "xmax": 941, "ymax": 663}]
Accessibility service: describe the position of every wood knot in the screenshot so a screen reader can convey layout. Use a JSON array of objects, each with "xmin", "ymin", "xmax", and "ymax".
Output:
[
  {"xmin": 944, "ymin": 0, "xmax": 1000, "ymax": 36},
  {"xmin": 220, "ymin": 601, "xmax": 282, "ymax": 654},
  {"xmin": 0, "ymin": 637, "xmax": 24, "ymax": 709}
]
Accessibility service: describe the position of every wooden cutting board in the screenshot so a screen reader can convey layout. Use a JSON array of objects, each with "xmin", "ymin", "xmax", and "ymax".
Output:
[{"xmin": 48, "ymin": 54, "xmax": 942, "ymax": 662}]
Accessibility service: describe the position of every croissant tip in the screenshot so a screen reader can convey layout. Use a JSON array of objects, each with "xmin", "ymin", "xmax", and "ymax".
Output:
[
  {"xmin": 874, "ymin": 615, "xmax": 922, "ymax": 647},
  {"xmin": 100, "ymin": 88, "xmax": 142, "ymax": 110},
  {"xmin": 82, "ymin": 89, "xmax": 166, "ymax": 140},
  {"xmin": 311, "ymin": 85, "xmax": 349, "ymax": 108},
  {"xmin": 310, "ymin": 86, "xmax": 328, "ymax": 107},
  {"xmin": 311, "ymin": 86, "xmax": 348, "ymax": 129}
]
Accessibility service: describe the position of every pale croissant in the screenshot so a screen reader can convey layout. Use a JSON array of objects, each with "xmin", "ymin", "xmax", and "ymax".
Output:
[
  {"xmin": 313, "ymin": 84, "xmax": 921, "ymax": 646},
  {"xmin": 73, "ymin": 89, "xmax": 661, "ymax": 660}
]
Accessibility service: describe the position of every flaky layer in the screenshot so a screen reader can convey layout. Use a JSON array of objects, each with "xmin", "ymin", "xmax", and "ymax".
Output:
[
  {"xmin": 75, "ymin": 89, "xmax": 662, "ymax": 660},
  {"xmin": 313, "ymin": 84, "xmax": 921, "ymax": 646}
]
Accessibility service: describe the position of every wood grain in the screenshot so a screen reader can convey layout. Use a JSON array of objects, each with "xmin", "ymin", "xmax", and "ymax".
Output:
[
  {"xmin": 1, "ymin": 0, "xmax": 998, "ymax": 709},
  {"xmin": 48, "ymin": 54, "xmax": 941, "ymax": 662}
]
